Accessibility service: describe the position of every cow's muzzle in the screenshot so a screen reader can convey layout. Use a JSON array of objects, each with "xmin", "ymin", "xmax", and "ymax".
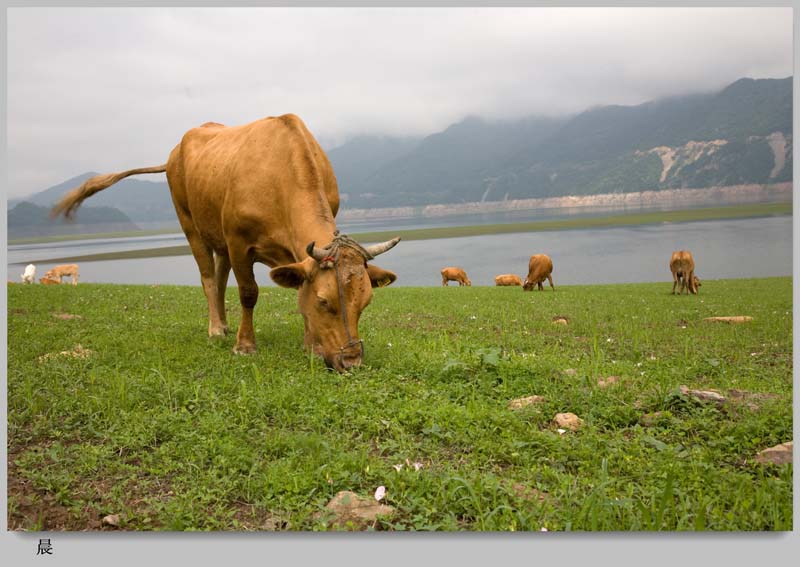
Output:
[{"xmin": 327, "ymin": 339, "xmax": 364, "ymax": 372}]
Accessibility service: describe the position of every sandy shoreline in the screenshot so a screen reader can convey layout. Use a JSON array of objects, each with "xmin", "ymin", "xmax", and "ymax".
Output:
[{"xmin": 338, "ymin": 183, "xmax": 792, "ymax": 221}]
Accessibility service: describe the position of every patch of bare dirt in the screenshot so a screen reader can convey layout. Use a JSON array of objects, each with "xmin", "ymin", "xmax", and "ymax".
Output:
[
  {"xmin": 11, "ymin": 308, "xmax": 27, "ymax": 315},
  {"xmin": 508, "ymin": 395, "xmax": 545, "ymax": 410},
  {"xmin": 510, "ymin": 482, "xmax": 548, "ymax": 503},
  {"xmin": 703, "ymin": 316, "xmax": 753, "ymax": 324},
  {"xmin": 8, "ymin": 436, "xmax": 173, "ymax": 531},
  {"xmin": 52, "ymin": 313, "xmax": 83, "ymax": 320},
  {"xmin": 37, "ymin": 344, "xmax": 93, "ymax": 363},
  {"xmin": 727, "ymin": 389, "xmax": 779, "ymax": 411},
  {"xmin": 231, "ymin": 503, "xmax": 290, "ymax": 531}
]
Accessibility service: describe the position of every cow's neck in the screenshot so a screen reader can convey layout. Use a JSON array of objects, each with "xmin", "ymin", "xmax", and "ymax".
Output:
[{"xmin": 288, "ymin": 194, "xmax": 338, "ymax": 262}]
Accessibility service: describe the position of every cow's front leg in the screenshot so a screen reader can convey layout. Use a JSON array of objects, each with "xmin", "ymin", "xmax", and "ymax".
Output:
[{"xmin": 230, "ymin": 251, "xmax": 258, "ymax": 355}]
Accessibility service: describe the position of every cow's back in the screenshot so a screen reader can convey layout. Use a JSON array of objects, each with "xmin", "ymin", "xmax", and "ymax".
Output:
[
  {"xmin": 527, "ymin": 254, "xmax": 553, "ymax": 280},
  {"xmin": 166, "ymin": 114, "xmax": 339, "ymax": 254}
]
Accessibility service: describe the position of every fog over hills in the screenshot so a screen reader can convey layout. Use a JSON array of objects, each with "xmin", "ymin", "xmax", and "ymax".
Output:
[{"xmin": 10, "ymin": 76, "xmax": 792, "ymax": 238}]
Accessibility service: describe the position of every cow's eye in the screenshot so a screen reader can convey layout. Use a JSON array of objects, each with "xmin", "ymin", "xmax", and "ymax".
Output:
[{"xmin": 317, "ymin": 297, "xmax": 336, "ymax": 313}]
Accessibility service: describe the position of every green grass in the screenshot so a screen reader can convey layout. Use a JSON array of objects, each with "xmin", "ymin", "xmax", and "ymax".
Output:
[
  {"xmin": 19, "ymin": 202, "xmax": 792, "ymax": 264},
  {"xmin": 7, "ymin": 278, "xmax": 792, "ymax": 531}
]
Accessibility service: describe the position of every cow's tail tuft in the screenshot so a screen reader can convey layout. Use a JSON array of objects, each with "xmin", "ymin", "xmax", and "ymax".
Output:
[{"xmin": 50, "ymin": 164, "xmax": 168, "ymax": 220}]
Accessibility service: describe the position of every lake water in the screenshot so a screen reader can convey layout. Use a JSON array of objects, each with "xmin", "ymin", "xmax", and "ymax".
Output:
[{"xmin": 8, "ymin": 216, "xmax": 792, "ymax": 287}]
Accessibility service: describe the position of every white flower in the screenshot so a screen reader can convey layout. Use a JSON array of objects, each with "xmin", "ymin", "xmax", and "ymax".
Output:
[
  {"xmin": 412, "ymin": 462, "xmax": 423, "ymax": 471},
  {"xmin": 557, "ymin": 429, "xmax": 566, "ymax": 435},
  {"xmin": 470, "ymin": 315, "xmax": 477, "ymax": 320},
  {"xmin": 392, "ymin": 464, "xmax": 404, "ymax": 472},
  {"xmin": 374, "ymin": 486, "xmax": 386, "ymax": 501},
  {"xmin": 387, "ymin": 342, "xmax": 393, "ymax": 347}
]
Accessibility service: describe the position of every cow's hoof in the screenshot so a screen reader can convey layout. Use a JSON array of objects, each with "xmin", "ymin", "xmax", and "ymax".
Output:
[
  {"xmin": 208, "ymin": 326, "xmax": 229, "ymax": 338},
  {"xmin": 233, "ymin": 343, "xmax": 257, "ymax": 355}
]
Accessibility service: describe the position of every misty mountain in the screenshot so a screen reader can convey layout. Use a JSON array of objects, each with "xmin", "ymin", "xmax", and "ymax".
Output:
[
  {"xmin": 16, "ymin": 76, "xmax": 792, "ymax": 217},
  {"xmin": 8, "ymin": 201, "xmax": 138, "ymax": 239},
  {"xmin": 336, "ymin": 77, "xmax": 792, "ymax": 206},
  {"xmin": 326, "ymin": 135, "xmax": 422, "ymax": 203},
  {"xmin": 19, "ymin": 171, "xmax": 175, "ymax": 222}
]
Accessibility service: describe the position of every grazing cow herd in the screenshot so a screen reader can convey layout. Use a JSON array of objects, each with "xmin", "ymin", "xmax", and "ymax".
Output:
[
  {"xmin": 36, "ymin": 113, "xmax": 702, "ymax": 372},
  {"xmin": 19, "ymin": 263, "xmax": 80, "ymax": 286}
]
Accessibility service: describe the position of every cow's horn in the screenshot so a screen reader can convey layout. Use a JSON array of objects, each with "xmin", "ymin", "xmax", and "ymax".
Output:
[
  {"xmin": 306, "ymin": 241, "xmax": 328, "ymax": 261},
  {"xmin": 364, "ymin": 236, "xmax": 401, "ymax": 258}
]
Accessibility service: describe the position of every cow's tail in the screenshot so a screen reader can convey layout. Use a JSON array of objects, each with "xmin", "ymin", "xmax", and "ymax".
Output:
[{"xmin": 50, "ymin": 164, "xmax": 168, "ymax": 220}]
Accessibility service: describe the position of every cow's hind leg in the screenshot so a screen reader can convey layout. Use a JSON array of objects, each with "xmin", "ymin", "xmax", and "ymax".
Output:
[
  {"xmin": 228, "ymin": 245, "xmax": 258, "ymax": 355},
  {"xmin": 183, "ymin": 229, "xmax": 227, "ymax": 337},
  {"xmin": 214, "ymin": 252, "xmax": 231, "ymax": 334},
  {"xmin": 547, "ymin": 274, "xmax": 555, "ymax": 291}
]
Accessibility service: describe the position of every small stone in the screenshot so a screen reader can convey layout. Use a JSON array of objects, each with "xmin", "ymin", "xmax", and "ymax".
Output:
[
  {"xmin": 597, "ymin": 376, "xmax": 620, "ymax": 388},
  {"xmin": 754, "ymin": 442, "xmax": 793, "ymax": 465},
  {"xmin": 563, "ymin": 368, "xmax": 577, "ymax": 377},
  {"xmin": 679, "ymin": 385, "xmax": 726, "ymax": 404},
  {"xmin": 319, "ymin": 490, "xmax": 395, "ymax": 530},
  {"xmin": 508, "ymin": 395, "xmax": 545, "ymax": 410},
  {"xmin": 553, "ymin": 412, "xmax": 583, "ymax": 431},
  {"xmin": 102, "ymin": 514, "xmax": 120, "ymax": 527}
]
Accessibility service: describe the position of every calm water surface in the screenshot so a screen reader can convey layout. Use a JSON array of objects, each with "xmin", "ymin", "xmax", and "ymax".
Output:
[{"xmin": 8, "ymin": 216, "xmax": 791, "ymax": 287}]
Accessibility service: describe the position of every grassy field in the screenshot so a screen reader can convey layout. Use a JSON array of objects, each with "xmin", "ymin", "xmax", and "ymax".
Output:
[
  {"xmin": 21, "ymin": 202, "xmax": 792, "ymax": 263},
  {"xmin": 7, "ymin": 278, "xmax": 792, "ymax": 531}
]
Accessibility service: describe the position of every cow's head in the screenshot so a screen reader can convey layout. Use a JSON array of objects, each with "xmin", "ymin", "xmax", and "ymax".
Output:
[
  {"xmin": 522, "ymin": 278, "xmax": 534, "ymax": 291},
  {"xmin": 464, "ymin": 278, "xmax": 472, "ymax": 287},
  {"xmin": 270, "ymin": 235, "xmax": 399, "ymax": 372},
  {"xmin": 692, "ymin": 275, "xmax": 702, "ymax": 294}
]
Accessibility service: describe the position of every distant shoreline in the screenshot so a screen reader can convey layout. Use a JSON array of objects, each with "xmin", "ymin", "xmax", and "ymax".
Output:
[
  {"xmin": 10, "ymin": 182, "xmax": 790, "ymax": 246},
  {"xmin": 18, "ymin": 201, "xmax": 792, "ymax": 265},
  {"xmin": 339, "ymin": 182, "xmax": 792, "ymax": 220}
]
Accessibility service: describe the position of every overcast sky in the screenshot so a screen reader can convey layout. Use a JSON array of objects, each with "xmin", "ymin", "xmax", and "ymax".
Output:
[{"xmin": 6, "ymin": 6, "xmax": 793, "ymax": 199}]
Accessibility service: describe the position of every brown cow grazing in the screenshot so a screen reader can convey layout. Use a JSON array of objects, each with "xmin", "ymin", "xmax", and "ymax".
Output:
[
  {"xmin": 494, "ymin": 274, "xmax": 523, "ymax": 287},
  {"xmin": 39, "ymin": 276, "xmax": 61, "ymax": 285},
  {"xmin": 670, "ymin": 250, "xmax": 700, "ymax": 295},
  {"xmin": 441, "ymin": 267, "xmax": 471, "ymax": 286},
  {"xmin": 44, "ymin": 264, "xmax": 79, "ymax": 286},
  {"xmin": 523, "ymin": 254, "xmax": 554, "ymax": 292},
  {"xmin": 51, "ymin": 114, "xmax": 400, "ymax": 372}
]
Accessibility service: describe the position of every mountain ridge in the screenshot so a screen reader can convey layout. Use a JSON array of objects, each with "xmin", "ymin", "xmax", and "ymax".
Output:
[{"xmin": 12, "ymin": 76, "xmax": 792, "ymax": 219}]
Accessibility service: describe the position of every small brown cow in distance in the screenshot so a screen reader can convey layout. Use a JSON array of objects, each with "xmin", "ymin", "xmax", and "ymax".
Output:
[
  {"xmin": 523, "ymin": 254, "xmax": 554, "ymax": 291},
  {"xmin": 44, "ymin": 264, "xmax": 80, "ymax": 286},
  {"xmin": 441, "ymin": 267, "xmax": 471, "ymax": 286},
  {"xmin": 670, "ymin": 250, "xmax": 700, "ymax": 295},
  {"xmin": 494, "ymin": 274, "xmax": 522, "ymax": 286}
]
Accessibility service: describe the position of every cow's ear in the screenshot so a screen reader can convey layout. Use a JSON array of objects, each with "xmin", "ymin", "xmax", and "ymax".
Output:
[
  {"xmin": 367, "ymin": 264, "xmax": 397, "ymax": 288},
  {"xmin": 270, "ymin": 260, "xmax": 313, "ymax": 289}
]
